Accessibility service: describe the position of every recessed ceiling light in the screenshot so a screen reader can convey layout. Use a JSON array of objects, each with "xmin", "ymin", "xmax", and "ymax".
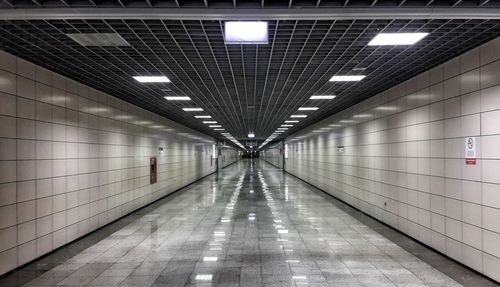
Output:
[
  {"xmin": 285, "ymin": 120, "xmax": 299, "ymax": 123},
  {"xmin": 278, "ymin": 128, "xmax": 288, "ymax": 130},
  {"xmin": 214, "ymin": 128, "xmax": 225, "ymax": 131},
  {"xmin": 330, "ymin": 75, "xmax": 366, "ymax": 82},
  {"xmin": 298, "ymin": 107, "xmax": 319, "ymax": 111},
  {"xmin": 183, "ymin": 107, "xmax": 203, "ymax": 112},
  {"xmin": 248, "ymin": 133, "xmax": 255, "ymax": 138},
  {"xmin": 195, "ymin": 115, "xmax": 211, "ymax": 118},
  {"xmin": 368, "ymin": 32, "xmax": 429, "ymax": 46},
  {"xmin": 281, "ymin": 125, "xmax": 293, "ymax": 127},
  {"xmin": 291, "ymin": 115, "xmax": 307, "ymax": 118},
  {"xmin": 164, "ymin": 96, "xmax": 190, "ymax": 100},
  {"xmin": 203, "ymin": 121, "xmax": 217, "ymax": 124},
  {"xmin": 225, "ymin": 21, "xmax": 268, "ymax": 45},
  {"xmin": 209, "ymin": 125, "xmax": 222, "ymax": 128},
  {"xmin": 133, "ymin": 76, "xmax": 170, "ymax": 83},
  {"xmin": 310, "ymin": 95, "xmax": 336, "ymax": 100}
]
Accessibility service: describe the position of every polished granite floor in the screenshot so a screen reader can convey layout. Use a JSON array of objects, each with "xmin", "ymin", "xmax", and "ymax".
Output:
[{"xmin": 1, "ymin": 160, "xmax": 499, "ymax": 287}]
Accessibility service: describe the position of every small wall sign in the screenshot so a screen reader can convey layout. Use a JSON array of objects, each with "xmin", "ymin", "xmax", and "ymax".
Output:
[{"xmin": 465, "ymin": 137, "xmax": 477, "ymax": 165}]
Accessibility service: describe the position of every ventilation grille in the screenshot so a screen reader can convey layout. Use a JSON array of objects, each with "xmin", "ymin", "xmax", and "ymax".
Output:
[{"xmin": 66, "ymin": 33, "xmax": 130, "ymax": 46}]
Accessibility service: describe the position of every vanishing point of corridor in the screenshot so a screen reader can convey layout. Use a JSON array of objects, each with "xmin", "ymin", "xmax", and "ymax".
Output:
[{"xmin": 0, "ymin": 160, "xmax": 495, "ymax": 287}]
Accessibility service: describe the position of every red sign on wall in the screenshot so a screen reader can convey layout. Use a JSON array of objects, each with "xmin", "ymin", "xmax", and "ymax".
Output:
[
  {"xmin": 466, "ymin": 158, "xmax": 476, "ymax": 165},
  {"xmin": 150, "ymin": 157, "xmax": 157, "ymax": 184}
]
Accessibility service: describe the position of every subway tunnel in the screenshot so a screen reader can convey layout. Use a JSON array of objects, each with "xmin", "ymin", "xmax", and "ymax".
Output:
[{"xmin": 1, "ymin": 2, "xmax": 500, "ymax": 286}]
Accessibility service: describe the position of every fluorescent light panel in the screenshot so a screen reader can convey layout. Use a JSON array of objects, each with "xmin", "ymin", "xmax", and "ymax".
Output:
[
  {"xmin": 368, "ymin": 32, "xmax": 429, "ymax": 46},
  {"xmin": 248, "ymin": 133, "xmax": 255, "ymax": 138},
  {"xmin": 183, "ymin": 108, "xmax": 203, "ymax": 111},
  {"xmin": 310, "ymin": 95, "xmax": 336, "ymax": 100},
  {"xmin": 133, "ymin": 76, "xmax": 170, "ymax": 83},
  {"xmin": 330, "ymin": 75, "xmax": 366, "ymax": 82},
  {"xmin": 298, "ymin": 107, "xmax": 319, "ymax": 111},
  {"xmin": 285, "ymin": 120, "xmax": 299, "ymax": 123},
  {"xmin": 209, "ymin": 125, "xmax": 222, "ymax": 128},
  {"xmin": 164, "ymin": 96, "xmax": 190, "ymax": 100},
  {"xmin": 225, "ymin": 21, "xmax": 268, "ymax": 44},
  {"xmin": 195, "ymin": 115, "xmax": 211, "ymax": 118},
  {"xmin": 203, "ymin": 121, "xmax": 217, "ymax": 124},
  {"xmin": 291, "ymin": 115, "xmax": 307, "ymax": 118}
]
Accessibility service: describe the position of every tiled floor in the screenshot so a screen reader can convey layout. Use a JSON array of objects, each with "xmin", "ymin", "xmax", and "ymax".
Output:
[{"xmin": 1, "ymin": 159, "xmax": 499, "ymax": 287}]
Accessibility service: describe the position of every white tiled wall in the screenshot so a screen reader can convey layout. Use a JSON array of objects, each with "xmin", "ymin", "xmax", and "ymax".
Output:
[
  {"xmin": 281, "ymin": 37, "xmax": 500, "ymax": 283},
  {"xmin": 261, "ymin": 143, "xmax": 283, "ymax": 168},
  {"xmin": 219, "ymin": 146, "xmax": 239, "ymax": 169},
  {"xmin": 0, "ymin": 50, "xmax": 217, "ymax": 276}
]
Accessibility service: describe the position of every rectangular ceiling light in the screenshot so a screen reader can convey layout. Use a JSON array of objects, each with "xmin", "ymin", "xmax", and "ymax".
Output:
[
  {"xmin": 291, "ymin": 115, "xmax": 307, "ymax": 118},
  {"xmin": 225, "ymin": 21, "xmax": 268, "ymax": 45},
  {"xmin": 209, "ymin": 125, "xmax": 222, "ymax": 128},
  {"xmin": 133, "ymin": 76, "xmax": 170, "ymax": 83},
  {"xmin": 203, "ymin": 121, "xmax": 217, "ymax": 124},
  {"xmin": 195, "ymin": 115, "xmax": 211, "ymax": 118},
  {"xmin": 248, "ymin": 133, "xmax": 255, "ymax": 138},
  {"xmin": 330, "ymin": 75, "xmax": 366, "ymax": 82},
  {"xmin": 368, "ymin": 33, "xmax": 429, "ymax": 46},
  {"xmin": 281, "ymin": 125, "xmax": 293, "ymax": 127},
  {"xmin": 310, "ymin": 95, "xmax": 336, "ymax": 100},
  {"xmin": 164, "ymin": 96, "xmax": 191, "ymax": 101},
  {"xmin": 214, "ymin": 128, "xmax": 225, "ymax": 131},
  {"xmin": 298, "ymin": 107, "xmax": 319, "ymax": 111},
  {"xmin": 66, "ymin": 33, "xmax": 130, "ymax": 46},
  {"xmin": 285, "ymin": 120, "xmax": 299, "ymax": 123},
  {"xmin": 183, "ymin": 108, "xmax": 203, "ymax": 112}
]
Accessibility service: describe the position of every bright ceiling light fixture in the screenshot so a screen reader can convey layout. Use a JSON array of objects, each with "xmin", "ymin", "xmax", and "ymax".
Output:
[
  {"xmin": 225, "ymin": 21, "xmax": 268, "ymax": 45},
  {"xmin": 368, "ymin": 32, "xmax": 429, "ymax": 46},
  {"xmin": 183, "ymin": 107, "xmax": 203, "ymax": 112},
  {"xmin": 330, "ymin": 75, "xmax": 366, "ymax": 82},
  {"xmin": 195, "ymin": 115, "xmax": 211, "ymax": 118},
  {"xmin": 214, "ymin": 128, "xmax": 225, "ymax": 131},
  {"xmin": 291, "ymin": 115, "xmax": 307, "ymax": 118},
  {"xmin": 298, "ymin": 107, "xmax": 319, "ymax": 111},
  {"xmin": 310, "ymin": 95, "xmax": 336, "ymax": 100},
  {"xmin": 133, "ymin": 76, "xmax": 170, "ymax": 83},
  {"xmin": 164, "ymin": 96, "xmax": 190, "ymax": 100},
  {"xmin": 209, "ymin": 125, "xmax": 222, "ymax": 128},
  {"xmin": 248, "ymin": 133, "xmax": 255, "ymax": 138},
  {"xmin": 285, "ymin": 120, "xmax": 299, "ymax": 123},
  {"xmin": 203, "ymin": 121, "xmax": 217, "ymax": 124},
  {"xmin": 281, "ymin": 125, "xmax": 293, "ymax": 127}
]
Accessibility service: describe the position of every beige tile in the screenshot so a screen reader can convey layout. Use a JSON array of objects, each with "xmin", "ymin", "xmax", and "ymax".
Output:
[
  {"xmin": 0, "ymin": 115, "xmax": 16, "ymax": 138},
  {"xmin": 17, "ymin": 200, "xmax": 35, "ymax": 223},
  {"xmin": 483, "ymin": 206, "xmax": 500, "ymax": 233},
  {"xmin": 0, "ymin": 204, "xmax": 17, "ymax": 229},
  {"xmin": 16, "ymin": 118, "xmax": 36, "ymax": 139},
  {"xmin": 17, "ymin": 220, "xmax": 35, "ymax": 244},
  {"xmin": 17, "ymin": 78, "xmax": 35, "ymax": 103},
  {"xmin": 0, "ymin": 226, "xmax": 16, "ymax": 252},
  {"xmin": 0, "ymin": 247, "xmax": 17, "ymax": 275},
  {"xmin": 0, "ymin": 92, "xmax": 16, "ymax": 117},
  {"xmin": 0, "ymin": 138, "xmax": 16, "ymax": 161},
  {"xmin": 0, "ymin": 70, "xmax": 16, "ymax": 95},
  {"xmin": 17, "ymin": 240, "xmax": 36, "ymax": 266}
]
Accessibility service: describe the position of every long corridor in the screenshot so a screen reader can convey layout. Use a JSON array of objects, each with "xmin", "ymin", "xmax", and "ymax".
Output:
[{"xmin": 0, "ymin": 160, "xmax": 497, "ymax": 287}]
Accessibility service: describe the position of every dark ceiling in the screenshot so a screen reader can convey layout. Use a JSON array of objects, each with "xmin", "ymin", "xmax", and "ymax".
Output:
[
  {"xmin": 0, "ymin": 0, "xmax": 498, "ymax": 8},
  {"xmin": 1, "ymin": 13, "xmax": 500, "ymax": 147}
]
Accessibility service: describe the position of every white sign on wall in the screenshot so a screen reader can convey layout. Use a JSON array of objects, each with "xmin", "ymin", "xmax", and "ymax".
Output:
[{"xmin": 465, "ymin": 137, "xmax": 476, "ymax": 165}]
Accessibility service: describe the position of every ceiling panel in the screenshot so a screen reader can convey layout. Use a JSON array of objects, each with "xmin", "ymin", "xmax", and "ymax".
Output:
[{"xmin": 1, "ymin": 18, "xmax": 500, "ymax": 147}]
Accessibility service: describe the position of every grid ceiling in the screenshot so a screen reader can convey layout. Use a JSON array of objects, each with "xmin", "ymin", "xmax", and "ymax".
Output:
[
  {"xmin": 1, "ymin": 19, "xmax": 500, "ymax": 146},
  {"xmin": 0, "ymin": 0, "xmax": 498, "ymax": 8}
]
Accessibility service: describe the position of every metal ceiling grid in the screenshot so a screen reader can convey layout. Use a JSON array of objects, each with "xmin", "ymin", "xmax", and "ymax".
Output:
[
  {"xmin": 0, "ymin": 0, "xmax": 498, "ymax": 9},
  {"xmin": 1, "ymin": 19, "xmax": 500, "ymax": 146}
]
